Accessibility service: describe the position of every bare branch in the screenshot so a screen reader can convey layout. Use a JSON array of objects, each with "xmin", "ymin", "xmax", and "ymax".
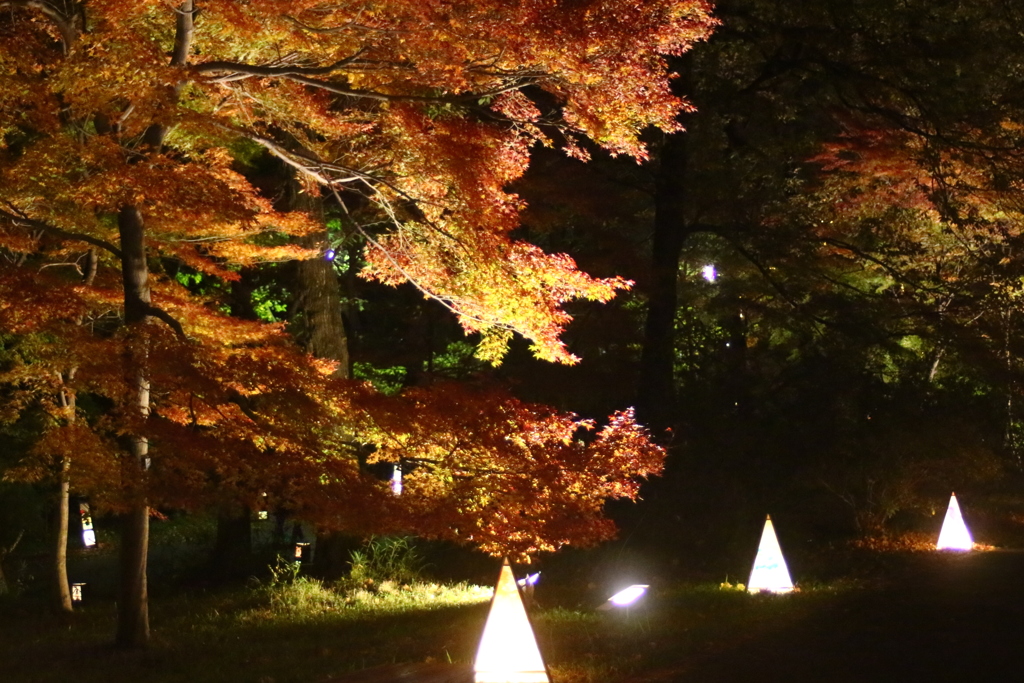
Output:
[
  {"xmin": 0, "ymin": 206, "xmax": 123, "ymax": 259},
  {"xmin": 195, "ymin": 60, "xmax": 536, "ymax": 104},
  {"xmin": 145, "ymin": 304, "xmax": 187, "ymax": 339},
  {"xmin": 0, "ymin": 0, "xmax": 79, "ymax": 53}
]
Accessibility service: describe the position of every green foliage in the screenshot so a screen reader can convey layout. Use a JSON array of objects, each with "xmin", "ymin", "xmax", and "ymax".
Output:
[
  {"xmin": 174, "ymin": 271, "xmax": 203, "ymax": 288},
  {"xmin": 427, "ymin": 340, "xmax": 488, "ymax": 379},
  {"xmin": 352, "ymin": 362, "xmax": 407, "ymax": 396},
  {"xmin": 251, "ymin": 284, "xmax": 288, "ymax": 323},
  {"xmin": 348, "ymin": 536, "xmax": 426, "ymax": 585}
]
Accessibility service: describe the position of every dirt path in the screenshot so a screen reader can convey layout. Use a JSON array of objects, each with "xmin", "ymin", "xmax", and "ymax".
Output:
[{"xmin": 656, "ymin": 550, "xmax": 1024, "ymax": 682}]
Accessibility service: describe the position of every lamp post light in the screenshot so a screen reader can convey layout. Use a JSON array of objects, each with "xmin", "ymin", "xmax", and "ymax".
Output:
[{"xmin": 70, "ymin": 582, "xmax": 85, "ymax": 604}]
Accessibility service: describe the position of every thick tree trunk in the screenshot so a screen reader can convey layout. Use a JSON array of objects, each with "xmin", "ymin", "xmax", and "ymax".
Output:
[
  {"xmin": 117, "ymin": 505, "xmax": 150, "ymax": 646},
  {"xmin": 211, "ymin": 505, "xmax": 253, "ymax": 582},
  {"xmin": 636, "ymin": 129, "xmax": 691, "ymax": 433},
  {"xmin": 293, "ymin": 229, "xmax": 351, "ymax": 378},
  {"xmin": 113, "ymin": 3, "xmax": 191, "ymax": 647},
  {"xmin": 635, "ymin": 53, "xmax": 697, "ymax": 435},
  {"xmin": 115, "ymin": 205, "xmax": 153, "ymax": 648},
  {"xmin": 288, "ymin": 190, "xmax": 354, "ymax": 577}
]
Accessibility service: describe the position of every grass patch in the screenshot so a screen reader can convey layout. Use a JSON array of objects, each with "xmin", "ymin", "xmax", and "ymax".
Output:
[
  {"xmin": 0, "ymin": 568, "xmax": 492, "ymax": 683},
  {"xmin": 0, "ymin": 567, "xmax": 864, "ymax": 683}
]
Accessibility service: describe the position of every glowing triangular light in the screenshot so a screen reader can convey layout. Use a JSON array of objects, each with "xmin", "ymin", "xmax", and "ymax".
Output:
[
  {"xmin": 936, "ymin": 493, "xmax": 973, "ymax": 551},
  {"xmin": 474, "ymin": 559, "xmax": 550, "ymax": 683},
  {"xmin": 748, "ymin": 516, "xmax": 794, "ymax": 594}
]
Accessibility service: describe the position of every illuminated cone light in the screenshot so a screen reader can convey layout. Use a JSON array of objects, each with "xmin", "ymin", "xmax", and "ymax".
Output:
[
  {"xmin": 747, "ymin": 515, "xmax": 794, "ymax": 594},
  {"xmin": 474, "ymin": 559, "xmax": 550, "ymax": 683},
  {"xmin": 936, "ymin": 492, "xmax": 973, "ymax": 551}
]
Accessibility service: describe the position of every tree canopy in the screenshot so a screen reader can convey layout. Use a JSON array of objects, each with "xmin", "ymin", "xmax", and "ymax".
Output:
[{"xmin": 0, "ymin": 0, "xmax": 718, "ymax": 642}]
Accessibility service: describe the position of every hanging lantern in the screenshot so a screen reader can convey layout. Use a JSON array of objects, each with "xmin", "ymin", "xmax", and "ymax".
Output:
[
  {"xmin": 79, "ymin": 502, "xmax": 96, "ymax": 548},
  {"xmin": 390, "ymin": 463, "xmax": 403, "ymax": 496}
]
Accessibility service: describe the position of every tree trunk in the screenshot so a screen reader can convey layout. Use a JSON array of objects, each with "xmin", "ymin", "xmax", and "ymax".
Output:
[
  {"xmin": 293, "ymin": 230, "xmax": 351, "ymax": 378},
  {"xmin": 210, "ymin": 505, "xmax": 253, "ymax": 582},
  {"xmin": 0, "ymin": 530, "xmax": 24, "ymax": 596},
  {"xmin": 53, "ymin": 252, "xmax": 94, "ymax": 614},
  {"xmin": 208, "ymin": 271, "xmax": 261, "ymax": 578},
  {"xmin": 636, "ymin": 129, "xmax": 691, "ymax": 433},
  {"xmin": 117, "ymin": 504, "xmax": 150, "ymax": 646},
  {"xmin": 112, "ymin": 2, "xmax": 191, "ymax": 646},
  {"xmin": 635, "ymin": 54, "xmax": 695, "ymax": 435},
  {"xmin": 288, "ymin": 189, "xmax": 354, "ymax": 577},
  {"xmin": 115, "ymin": 205, "xmax": 153, "ymax": 648},
  {"xmin": 53, "ymin": 459, "xmax": 73, "ymax": 613}
]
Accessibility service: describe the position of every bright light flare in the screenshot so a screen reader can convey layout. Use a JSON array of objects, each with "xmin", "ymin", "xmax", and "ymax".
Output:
[
  {"xmin": 701, "ymin": 264, "xmax": 717, "ymax": 282},
  {"xmin": 517, "ymin": 572, "xmax": 540, "ymax": 588},
  {"xmin": 324, "ymin": 248, "xmax": 336, "ymax": 261},
  {"xmin": 606, "ymin": 584, "xmax": 649, "ymax": 607},
  {"xmin": 748, "ymin": 516, "xmax": 794, "ymax": 594},
  {"xmin": 474, "ymin": 559, "xmax": 550, "ymax": 683},
  {"xmin": 936, "ymin": 493, "xmax": 973, "ymax": 551}
]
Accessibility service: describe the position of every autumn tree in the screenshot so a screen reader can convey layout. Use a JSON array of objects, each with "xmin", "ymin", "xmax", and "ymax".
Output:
[{"xmin": 1, "ymin": 0, "xmax": 715, "ymax": 647}]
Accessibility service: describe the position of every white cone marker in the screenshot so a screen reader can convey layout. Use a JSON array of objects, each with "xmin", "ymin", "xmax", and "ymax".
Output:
[
  {"xmin": 748, "ymin": 515, "xmax": 794, "ymax": 594},
  {"xmin": 936, "ymin": 493, "xmax": 973, "ymax": 551},
  {"xmin": 474, "ymin": 559, "xmax": 550, "ymax": 683}
]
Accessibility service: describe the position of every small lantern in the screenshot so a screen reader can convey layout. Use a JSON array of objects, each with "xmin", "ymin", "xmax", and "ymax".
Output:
[
  {"xmin": 70, "ymin": 582, "xmax": 85, "ymax": 604},
  {"xmin": 294, "ymin": 542, "xmax": 311, "ymax": 564},
  {"xmin": 79, "ymin": 503, "xmax": 97, "ymax": 549}
]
